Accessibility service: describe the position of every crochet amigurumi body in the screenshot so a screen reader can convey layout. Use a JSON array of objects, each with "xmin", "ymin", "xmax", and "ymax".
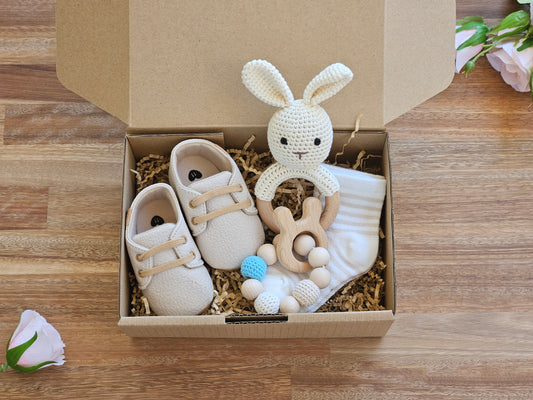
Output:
[{"xmin": 242, "ymin": 59, "xmax": 353, "ymax": 202}]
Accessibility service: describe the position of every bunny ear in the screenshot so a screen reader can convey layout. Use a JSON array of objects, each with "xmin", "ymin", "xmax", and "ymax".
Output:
[
  {"xmin": 302, "ymin": 63, "xmax": 353, "ymax": 106},
  {"xmin": 242, "ymin": 60, "xmax": 294, "ymax": 108}
]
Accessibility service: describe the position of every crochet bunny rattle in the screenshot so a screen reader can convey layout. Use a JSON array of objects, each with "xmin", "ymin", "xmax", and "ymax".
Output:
[{"xmin": 242, "ymin": 60, "xmax": 353, "ymax": 273}]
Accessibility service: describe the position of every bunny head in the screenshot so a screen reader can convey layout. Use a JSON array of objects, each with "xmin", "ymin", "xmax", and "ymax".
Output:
[{"xmin": 242, "ymin": 60, "xmax": 353, "ymax": 170}]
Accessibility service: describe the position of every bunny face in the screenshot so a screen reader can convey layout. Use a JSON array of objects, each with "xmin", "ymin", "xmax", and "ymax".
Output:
[
  {"xmin": 268, "ymin": 100, "xmax": 333, "ymax": 170},
  {"xmin": 242, "ymin": 60, "xmax": 353, "ymax": 171}
]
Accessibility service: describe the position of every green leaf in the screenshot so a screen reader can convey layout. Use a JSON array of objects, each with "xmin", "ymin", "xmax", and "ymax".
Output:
[
  {"xmin": 456, "ymin": 20, "xmax": 486, "ymax": 33},
  {"xmin": 496, "ymin": 26, "xmax": 531, "ymax": 40},
  {"xmin": 517, "ymin": 0, "xmax": 531, "ymax": 4},
  {"xmin": 489, "ymin": 10, "xmax": 530, "ymax": 34},
  {"xmin": 457, "ymin": 25, "xmax": 490, "ymax": 50},
  {"xmin": 5, "ymin": 331, "xmax": 58, "ymax": 373},
  {"xmin": 5, "ymin": 332, "xmax": 38, "ymax": 368},
  {"xmin": 9, "ymin": 360, "xmax": 56, "ymax": 373},
  {"xmin": 456, "ymin": 16, "xmax": 484, "ymax": 26},
  {"xmin": 518, "ymin": 37, "xmax": 533, "ymax": 51}
]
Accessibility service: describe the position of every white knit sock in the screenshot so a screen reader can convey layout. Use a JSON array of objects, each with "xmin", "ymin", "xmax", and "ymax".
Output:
[
  {"xmin": 260, "ymin": 164, "xmax": 386, "ymax": 313},
  {"xmin": 303, "ymin": 164, "xmax": 386, "ymax": 312}
]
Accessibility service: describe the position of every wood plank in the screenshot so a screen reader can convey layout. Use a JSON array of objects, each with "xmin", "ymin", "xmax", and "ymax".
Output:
[
  {"xmin": 0, "ymin": 257, "xmax": 118, "ymax": 275},
  {"xmin": 0, "ymin": 104, "xmax": 4, "ymax": 144},
  {"xmin": 291, "ymin": 312, "xmax": 533, "ymax": 399},
  {"xmin": 0, "ymin": 33, "xmax": 55, "ymax": 65},
  {"xmin": 456, "ymin": 0, "xmax": 529, "ymax": 19},
  {"xmin": 0, "ymin": 365, "xmax": 292, "ymax": 400},
  {"xmin": 0, "ymin": 186, "xmax": 48, "ymax": 229},
  {"xmin": 4, "ymin": 103, "xmax": 127, "ymax": 145},
  {"xmin": 0, "ymin": 273, "xmax": 118, "ymax": 321},
  {"xmin": 46, "ymin": 185, "xmax": 122, "ymax": 231},
  {"xmin": 0, "ymin": 229, "xmax": 119, "ymax": 261},
  {"xmin": 0, "ymin": 144, "xmax": 124, "ymax": 187},
  {"xmin": 387, "ymin": 62, "xmax": 533, "ymax": 136},
  {"xmin": 0, "ymin": 64, "xmax": 83, "ymax": 103},
  {"xmin": 0, "ymin": 0, "xmax": 54, "ymax": 27}
]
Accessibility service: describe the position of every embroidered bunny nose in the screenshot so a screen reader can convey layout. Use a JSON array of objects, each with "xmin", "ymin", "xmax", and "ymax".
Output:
[{"xmin": 293, "ymin": 151, "xmax": 308, "ymax": 159}]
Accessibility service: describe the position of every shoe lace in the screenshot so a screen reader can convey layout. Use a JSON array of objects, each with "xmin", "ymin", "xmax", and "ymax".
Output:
[
  {"xmin": 189, "ymin": 184, "xmax": 251, "ymax": 225},
  {"xmin": 136, "ymin": 236, "xmax": 195, "ymax": 278}
]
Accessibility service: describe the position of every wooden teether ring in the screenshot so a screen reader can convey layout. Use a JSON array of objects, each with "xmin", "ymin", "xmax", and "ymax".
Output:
[
  {"xmin": 257, "ymin": 191, "xmax": 339, "ymax": 234},
  {"xmin": 272, "ymin": 197, "xmax": 329, "ymax": 273}
]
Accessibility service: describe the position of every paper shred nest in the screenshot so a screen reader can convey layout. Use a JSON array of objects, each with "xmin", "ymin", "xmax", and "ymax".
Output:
[{"xmin": 129, "ymin": 135, "xmax": 387, "ymax": 316}]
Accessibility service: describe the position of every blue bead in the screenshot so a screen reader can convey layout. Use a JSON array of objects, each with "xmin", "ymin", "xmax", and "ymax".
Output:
[{"xmin": 240, "ymin": 256, "xmax": 267, "ymax": 281}]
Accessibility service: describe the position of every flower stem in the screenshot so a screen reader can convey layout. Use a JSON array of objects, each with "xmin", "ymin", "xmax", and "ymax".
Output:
[{"xmin": 1, "ymin": 364, "xmax": 9, "ymax": 372}]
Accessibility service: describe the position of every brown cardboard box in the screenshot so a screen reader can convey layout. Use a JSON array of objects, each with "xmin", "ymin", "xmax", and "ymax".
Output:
[{"xmin": 55, "ymin": 0, "xmax": 456, "ymax": 337}]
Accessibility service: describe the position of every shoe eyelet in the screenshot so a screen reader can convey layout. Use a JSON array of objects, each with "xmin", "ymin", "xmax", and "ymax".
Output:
[
  {"xmin": 136, "ymin": 254, "xmax": 143, "ymax": 262},
  {"xmin": 189, "ymin": 201, "xmax": 195, "ymax": 209}
]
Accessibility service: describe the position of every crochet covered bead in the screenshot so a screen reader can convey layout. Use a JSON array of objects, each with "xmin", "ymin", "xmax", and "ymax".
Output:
[
  {"xmin": 255, "ymin": 163, "xmax": 339, "ymax": 201},
  {"xmin": 240, "ymin": 256, "xmax": 267, "ymax": 281},
  {"xmin": 292, "ymin": 279, "xmax": 320, "ymax": 307},
  {"xmin": 254, "ymin": 291, "xmax": 280, "ymax": 314}
]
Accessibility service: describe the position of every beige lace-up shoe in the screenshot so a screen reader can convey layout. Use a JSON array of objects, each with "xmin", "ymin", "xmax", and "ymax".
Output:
[
  {"xmin": 169, "ymin": 139, "xmax": 265, "ymax": 270},
  {"xmin": 125, "ymin": 183, "xmax": 214, "ymax": 315}
]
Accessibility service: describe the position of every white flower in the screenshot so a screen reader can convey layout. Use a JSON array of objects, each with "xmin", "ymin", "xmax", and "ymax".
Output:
[
  {"xmin": 487, "ymin": 38, "xmax": 533, "ymax": 92},
  {"xmin": 5, "ymin": 310, "xmax": 65, "ymax": 372},
  {"xmin": 455, "ymin": 28, "xmax": 483, "ymax": 73}
]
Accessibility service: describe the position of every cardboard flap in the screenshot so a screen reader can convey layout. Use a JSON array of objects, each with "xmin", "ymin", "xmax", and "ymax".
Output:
[
  {"xmin": 56, "ymin": 0, "xmax": 130, "ymax": 123},
  {"xmin": 383, "ymin": 0, "xmax": 456, "ymax": 124},
  {"xmin": 56, "ymin": 0, "xmax": 455, "ymax": 131},
  {"xmin": 128, "ymin": 0, "xmax": 388, "ymax": 130}
]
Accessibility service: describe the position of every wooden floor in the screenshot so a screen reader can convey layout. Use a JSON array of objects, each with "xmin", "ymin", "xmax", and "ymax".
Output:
[{"xmin": 1, "ymin": 1, "xmax": 532, "ymax": 398}]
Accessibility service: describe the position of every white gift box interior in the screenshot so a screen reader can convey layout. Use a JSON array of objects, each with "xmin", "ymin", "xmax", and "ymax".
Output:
[{"xmin": 55, "ymin": 0, "xmax": 455, "ymax": 338}]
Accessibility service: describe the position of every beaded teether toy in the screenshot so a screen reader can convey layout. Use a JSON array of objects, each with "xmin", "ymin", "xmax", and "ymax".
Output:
[
  {"xmin": 240, "ymin": 243, "xmax": 332, "ymax": 314},
  {"xmin": 242, "ymin": 59, "xmax": 353, "ymax": 273}
]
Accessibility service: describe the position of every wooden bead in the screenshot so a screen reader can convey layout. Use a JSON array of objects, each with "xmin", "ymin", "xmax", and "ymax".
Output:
[
  {"xmin": 241, "ymin": 279, "xmax": 264, "ymax": 301},
  {"xmin": 254, "ymin": 292, "xmax": 280, "ymax": 314},
  {"xmin": 308, "ymin": 247, "xmax": 330, "ymax": 268},
  {"xmin": 279, "ymin": 296, "xmax": 300, "ymax": 313},
  {"xmin": 292, "ymin": 279, "xmax": 320, "ymax": 307},
  {"xmin": 310, "ymin": 267, "xmax": 331, "ymax": 289},
  {"xmin": 293, "ymin": 234, "xmax": 316, "ymax": 257},
  {"xmin": 256, "ymin": 243, "xmax": 277, "ymax": 266}
]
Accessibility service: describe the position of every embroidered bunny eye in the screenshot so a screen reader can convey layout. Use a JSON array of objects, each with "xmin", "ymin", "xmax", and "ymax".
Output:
[
  {"xmin": 314, "ymin": 138, "xmax": 321, "ymax": 146},
  {"xmin": 280, "ymin": 137, "xmax": 288, "ymax": 145}
]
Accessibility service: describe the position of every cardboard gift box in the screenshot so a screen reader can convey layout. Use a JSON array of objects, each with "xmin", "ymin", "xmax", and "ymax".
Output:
[{"xmin": 55, "ymin": 0, "xmax": 455, "ymax": 337}]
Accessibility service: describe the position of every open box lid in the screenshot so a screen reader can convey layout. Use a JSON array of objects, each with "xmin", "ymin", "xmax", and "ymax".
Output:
[{"xmin": 56, "ymin": 0, "xmax": 455, "ymax": 131}]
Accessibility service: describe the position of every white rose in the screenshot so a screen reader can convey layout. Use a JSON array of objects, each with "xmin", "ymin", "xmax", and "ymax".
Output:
[
  {"xmin": 455, "ymin": 27, "xmax": 483, "ymax": 73},
  {"xmin": 486, "ymin": 38, "xmax": 533, "ymax": 92},
  {"xmin": 3, "ymin": 310, "xmax": 65, "ymax": 372}
]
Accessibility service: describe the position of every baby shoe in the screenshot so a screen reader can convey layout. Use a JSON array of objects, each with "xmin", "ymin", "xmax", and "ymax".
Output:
[
  {"xmin": 169, "ymin": 139, "xmax": 265, "ymax": 270},
  {"xmin": 125, "ymin": 183, "xmax": 214, "ymax": 315}
]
